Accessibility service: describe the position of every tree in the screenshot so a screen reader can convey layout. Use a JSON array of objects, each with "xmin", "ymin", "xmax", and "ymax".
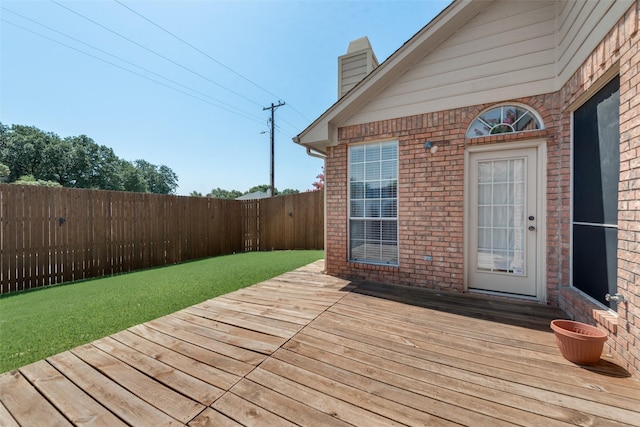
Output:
[
  {"xmin": 189, "ymin": 191, "xmax": 203, "ymax": 197},
  {"xmin": 69, "ymin": 136, "xmax": 123, "ymax": 190},
  {"xmin": 311, "ymin": 166, "xmax": 324, "ymax": 191},
  {"xmin": 41, "ymin": 137, "xmax": 74, "ymax": 186},
  {"xmin": 134, "ymin": 160, "xmax": 178, "ymax": 194},
  {"xmin": 208, "ymin": 188, "xmax": 243, "ymax": 199},
  {"xmin": 156, "ymin": 165, "xmax": 178, "ymax": 194},
  {"xmin": 206, "ymin": 185, "xmax": 301, "ymax": 198},
  {"xmin": 246, "ymin": 184, "xmax": 272, "ymax": 194},
  {"xmin": 14, "ymin": 174, "xmax": 62, "ymax": 187},
  {"xmin": 0, "ymin": 123, "xmax": 179, "ymax": 194},
  {"xmin": 119, "ymin": 160, "xmax": 147, "ymax": 192},
  {"xmin": 0, "ymin": 163, "xmax": 9, "ymax": 182},
  {"xmin": 0, "ymin": 124, "xmax": 9, "ymax": 166},
  {"xmin": 0, "ymin": 124, "xmax": 60, "ymax": 181},
  {"xmin": 280, "ymin": 188, "xmax": 300, "ymax": 195}
]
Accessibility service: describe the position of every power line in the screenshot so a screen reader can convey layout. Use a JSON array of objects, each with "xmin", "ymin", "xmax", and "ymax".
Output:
[
  {"xmin": 1, "ymin": 18, "xmax": 266, "ymax": 125},
  {"xmin": 13, "ymin": 0, "xmax": 312, "ymax": 131},
  {"xmin": 112, "ymin": 0, "xmax": 312, "ymax": 124},
  {"xmin": 284, "ymin": 103, "xmax": 312, "ymax": 124},
  {"xmin": 49, "ymin": 0, "xmax": 265, "ymax": 109},
  {"xmin": 113, "ymin": 0, "xmax": 280, "ymax": 101},
  {"xmin": 277, "ymin": 115, "xmax": 305, "ymax": 135},
  {"xmin": 1, "ymin": 7, "xmax": 265, "ymax": 124}
]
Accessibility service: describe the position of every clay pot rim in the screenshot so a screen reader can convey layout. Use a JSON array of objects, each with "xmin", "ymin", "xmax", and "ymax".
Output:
[{"xmin": 550, "ymin": 319, "xmax": 607, "ymax": 342}]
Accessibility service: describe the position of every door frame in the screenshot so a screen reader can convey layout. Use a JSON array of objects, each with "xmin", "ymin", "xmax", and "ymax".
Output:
[{"xmin": 463, "ymin": 139, "xmax": 547, "ymax": 302}]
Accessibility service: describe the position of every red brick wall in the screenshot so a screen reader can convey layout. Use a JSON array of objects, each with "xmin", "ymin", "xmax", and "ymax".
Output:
[
  {"xmin": 326, "ymin": 98, "xmax": 559, "ymax": 292},
  {"xmin": 556, "ymin": 0, "xmax": 639, "ymax": 379},
  {"xmin": 324, "ymin": 0, "xmax": 639, "ymax": 377},
  {"xmin": 617, "ymin": 0, "xmax": 640, "ymax": 380}
]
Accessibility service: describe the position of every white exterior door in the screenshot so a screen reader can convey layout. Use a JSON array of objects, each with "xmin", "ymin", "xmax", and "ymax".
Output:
[{"xmin": 467, "ymin": 147, "xmax": 538, "ymax": 297}]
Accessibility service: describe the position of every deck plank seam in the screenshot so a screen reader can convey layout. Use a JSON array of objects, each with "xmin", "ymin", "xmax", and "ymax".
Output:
[{"xmin": 198, "ymin": 281, "xmax": 359, "ymax": 425}]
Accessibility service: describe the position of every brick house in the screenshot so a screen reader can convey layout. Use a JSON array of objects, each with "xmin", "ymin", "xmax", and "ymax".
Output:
[{"xmin": 294, "ymin": 0, "xmax": 640, "ymax": 378}]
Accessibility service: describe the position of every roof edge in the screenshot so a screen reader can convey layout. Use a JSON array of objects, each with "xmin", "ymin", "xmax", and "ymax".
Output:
[{"xmin": 294, "ymin": 0, "xmax": 486, "ymax": 152}]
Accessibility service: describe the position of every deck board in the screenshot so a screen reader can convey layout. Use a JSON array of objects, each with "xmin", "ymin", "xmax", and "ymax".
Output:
[
  {"xmin": 185, "ymin": 305, "xmax": 301, "ymax": 337},
  {"xmin": 0, "ymin": 369, "xmax": 70, "ymax": 427},
  {"xmin": 47, "ymin": 351, "xmax": 181, "ymax": 426},
  {"xmin": 246, "ymin": 365, "xmax": 406, "ymax": 427},
  {"xmin": 19, "ymin": 360, "xmax": 127, "ymax": 427},
  {"xmin": 227, "ymin": 379, "xmax": 353, "ymax": 427},
  {"xmin": 290, "ymin": 323, "xmax": 613, "ymax": 426},
  {"xmin": 110, "ymin": 329, "xmax": 238, "ymax": 390},
  {"xmin": 91, "ymin": 336, "xmax": 224, "ymax": 405},
  {"xmin": 188, "ymin": 407, "xmax": 243, "ymax": 427},
  {"xmin": 71, "ymin": 343, "xmax": 204, "ymax": 423},
  {"xmin": 2, "ymin": 260, "xmax": 639, "ymax": 426},
  {"xmin": 128, "ymin": 324, "xmax": 255, "ymax": 377},
  {"xmin": 210, "ymin": 392, "xmax": 297, "ymax": 427},
  {"xmin": 0, "ymin": 400, "xmax": 19, "ymax": 427},
  {"xmin": 256, "ymin": 356, "xmax": 446, "ymax": 427}
]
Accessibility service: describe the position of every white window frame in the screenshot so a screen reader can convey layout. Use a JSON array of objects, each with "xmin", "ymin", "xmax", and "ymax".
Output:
[{"xmin": 348, "ymin": 140, "xmax": 399, "ymax": 266}]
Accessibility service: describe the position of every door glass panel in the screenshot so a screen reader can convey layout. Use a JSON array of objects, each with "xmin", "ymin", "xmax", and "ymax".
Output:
[{"xmin": 477, "ymin": 159, "xmax": 526, "ymax": 275}]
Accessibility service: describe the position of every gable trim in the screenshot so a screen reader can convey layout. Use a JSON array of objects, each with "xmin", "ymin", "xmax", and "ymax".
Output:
[{"xmin": 294, "ymin": 0, "xmax": 487, "ymax": 153}]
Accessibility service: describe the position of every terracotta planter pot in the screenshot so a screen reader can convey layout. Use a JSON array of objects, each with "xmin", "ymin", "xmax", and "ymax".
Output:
[{"xmin": 550, "ymin": 319, "xmax": 608, "ymax": 365}]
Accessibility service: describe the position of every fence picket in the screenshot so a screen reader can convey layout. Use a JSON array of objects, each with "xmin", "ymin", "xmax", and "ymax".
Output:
[{"xmin": 0, "ymin": 185, "xmax": 323, "ymax": 294}]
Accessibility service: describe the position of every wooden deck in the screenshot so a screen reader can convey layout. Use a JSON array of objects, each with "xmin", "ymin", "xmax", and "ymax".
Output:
[{"xmin": 2, "ymin": 260, "xmax": 639, "ymax": 426}]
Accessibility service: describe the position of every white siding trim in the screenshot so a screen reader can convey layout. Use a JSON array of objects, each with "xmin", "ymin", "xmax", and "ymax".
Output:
[
  {"xmin": 346, "ymin": 1, "xmax": 557, "ymax": 126},
  {"xmin": 555, "ymin": 0, "xmax": 632, "ymax": 85}
]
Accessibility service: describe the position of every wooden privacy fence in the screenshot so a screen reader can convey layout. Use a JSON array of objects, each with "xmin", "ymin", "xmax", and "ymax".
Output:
[{"xmin": 0, "ymin": 185, "xmax": 324, "ymax": 294}]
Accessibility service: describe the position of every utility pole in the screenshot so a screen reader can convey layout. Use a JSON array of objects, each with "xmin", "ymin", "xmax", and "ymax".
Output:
[{"xmin": 263, "ymin": 101, "xmax": 285, "ymax": 197}]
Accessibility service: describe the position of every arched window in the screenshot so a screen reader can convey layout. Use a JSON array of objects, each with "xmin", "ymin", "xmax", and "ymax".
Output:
[{"xmin": 466, "ymin": 104, "xmax": 543, "ymax": 138}]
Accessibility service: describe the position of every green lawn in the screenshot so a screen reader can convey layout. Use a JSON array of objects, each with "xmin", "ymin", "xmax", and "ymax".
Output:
[{"xmin": 0, "ymin": 250, "xmax": 323, "ymax": 373}]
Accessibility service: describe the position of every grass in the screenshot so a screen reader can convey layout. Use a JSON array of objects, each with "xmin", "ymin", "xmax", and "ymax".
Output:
[{"xmin": 0, "ymin": 250, "xmax": 323, "ymax": 373}]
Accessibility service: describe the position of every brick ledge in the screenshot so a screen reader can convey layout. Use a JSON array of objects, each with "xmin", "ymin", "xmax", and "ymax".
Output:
[
  {"xmin": 592, "ymin": 308, "xmax": 618, "ymax": 334},
  {"xmin": 559, "ymin": 286, "xmax": 618, "ymax": 334}
]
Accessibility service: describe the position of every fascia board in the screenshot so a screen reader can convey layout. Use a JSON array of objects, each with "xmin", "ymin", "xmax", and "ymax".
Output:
[{"xmin": 293, "ymin": 121, "xmax": 332, "ymax": 154}]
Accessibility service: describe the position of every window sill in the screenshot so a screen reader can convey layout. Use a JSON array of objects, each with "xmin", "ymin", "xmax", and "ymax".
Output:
[{"xmin": 348, "ymin": 261, "xmax": 399, "ymax": 271}]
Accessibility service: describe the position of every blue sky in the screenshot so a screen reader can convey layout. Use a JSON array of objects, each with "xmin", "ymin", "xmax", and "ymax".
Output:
[{"xmin": 1, "ymin": 0, "xmax": 450, "ymax": 195}]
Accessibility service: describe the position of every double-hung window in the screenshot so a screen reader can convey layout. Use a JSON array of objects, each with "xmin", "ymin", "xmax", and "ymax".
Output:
[{"xmin": 349, "ymin": 141, "xmax": 398, "ymax": 265}]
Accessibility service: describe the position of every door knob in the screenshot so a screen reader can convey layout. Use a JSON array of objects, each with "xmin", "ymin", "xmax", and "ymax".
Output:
[
  {"xmin": 528, "ymin": 216, "xmax": 535, "ymax": 221},
  {"xmin": 528, "ymin": 226, "xmax": 536, "ymax": 231}
]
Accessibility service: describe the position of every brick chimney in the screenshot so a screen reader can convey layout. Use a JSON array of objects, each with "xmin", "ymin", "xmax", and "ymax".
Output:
[{"xmin": 338, "ymin": 36, "xmax": 379, "ymax": 99}]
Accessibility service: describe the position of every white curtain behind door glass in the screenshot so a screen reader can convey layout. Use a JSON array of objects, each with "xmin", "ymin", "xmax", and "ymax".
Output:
[{"xmin": 477, "ymin": 159, "xmax": 526, "ymax": 275}]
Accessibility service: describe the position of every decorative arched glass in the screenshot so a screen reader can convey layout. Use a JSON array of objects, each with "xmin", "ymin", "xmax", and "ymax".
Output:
[{"xmin": 466, "ymin": 105, "xmax": 543, "ymax": 138}]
